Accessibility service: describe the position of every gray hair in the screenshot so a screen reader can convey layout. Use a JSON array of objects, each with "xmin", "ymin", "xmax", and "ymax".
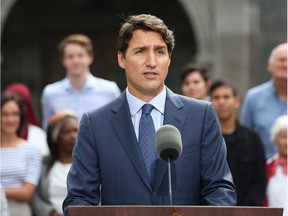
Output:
[
  {"xmin": 268, "ymin": 43, "xmax": 287, "ymax": 63},
  {"xmin": 270, "ymin": 115, "xmax": 288, "ymax": 142}
]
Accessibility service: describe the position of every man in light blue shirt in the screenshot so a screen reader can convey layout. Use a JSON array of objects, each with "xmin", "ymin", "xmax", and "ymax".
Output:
[
  {"xmin": 241, "ymin": 43, "xmax": 287, "ymax": 160},
  {"xmin": 41, "ymin": 34, "xmax": 121, "ymax": 129}
]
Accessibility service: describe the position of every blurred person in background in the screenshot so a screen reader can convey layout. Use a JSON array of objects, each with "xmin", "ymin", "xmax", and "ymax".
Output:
[
  {"xmin": 180, "ymin": 63, "xmax": 210, "ymax": 101},
  {"xmin": 31, "ymin": 111, "xmax": 79, "ymax": 216},
  {"xmin": 0, "ymin": 93, "xmax": 41, "ymax": 216},
  {"xmin": 5, "ymin": 83, "xmax": 49, "ymax": 157},
  {"xmin": 41, "ymin": 34, "xmax": 121, "ymax": 130},
  {"xmin": 1, "ymin": 184, "xmax": 10, "ymax": 216},
  {"xmin": 241, "ymin": 43, "xmax": 287, "ymax": 160},
  {"xmin": 265, "ymin": 115, "xmax": 287, "ymax": 216},
  {"xmin": 210, "ymin": 80, "xmax": 266, "ymax": 206}
]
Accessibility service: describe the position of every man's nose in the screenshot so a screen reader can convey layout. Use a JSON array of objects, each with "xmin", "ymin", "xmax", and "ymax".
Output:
[
  {"xmin": 145, "ymin": 52, "xmax": 156, "ymax": 68},
  {"xmin": 218, "ymin": 98, "xmax": 226, "ymax": 104}
]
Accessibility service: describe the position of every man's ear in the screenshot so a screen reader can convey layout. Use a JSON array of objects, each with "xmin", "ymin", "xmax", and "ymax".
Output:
[
  {"xmin": 267, "ymin": 61, "xmax": 273, "ymax": 75},
  {"xmin": 87, "ymin": 54, "xmax": 94, "ymax": 66},
  {"xmin": 118, "ymin": 51, "xmax": 125, "ymax": 69},
  {"xmin": 235, "ymin": 96, "xmax": 241, "ymax": 109},
  {"xmin": 206, "ymin": 81, "xmax": 211, "ymax": 91}
]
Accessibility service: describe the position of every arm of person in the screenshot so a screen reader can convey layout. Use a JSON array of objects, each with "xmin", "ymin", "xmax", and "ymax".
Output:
[
  {"xmin": 5, "ymin": 182, "xmax": 36, "ymax": 201},
  {"xmin": 63, "ymin": 112, "xmax": 101, "ymax": 216},
  {"xmin": 200, "ymin": 103, "xmax": 237, "ymax": 205},
  {"xmin": 30, "ymin": 164, "xmax": 56, "ymax": 216},
  {"xmin": 113, "ymin": 82, "xmax": 122, "ymax": 97},
  {"xmin": 241, "ymin": 134, "xmax": 267, "ymax": 206},
  {"xmin": 5, "ymin": 144, "xmax": 42, "ymax": 202},
  {"xmin": 240, "ymin": 92, "xmax": 254, "ymax": 128},
  {"xmin": 41, "ymin": 88, "xmax": 54, "ymax": 130},
  {"xmin": 30, "ymin": 189, "xmax": 57, "ymax": 216}
]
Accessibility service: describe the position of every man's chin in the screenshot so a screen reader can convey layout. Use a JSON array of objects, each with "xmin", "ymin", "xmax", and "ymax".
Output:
[{"xmin": 69, "ymin": 70, "xmax": 87, "ymax": 76}]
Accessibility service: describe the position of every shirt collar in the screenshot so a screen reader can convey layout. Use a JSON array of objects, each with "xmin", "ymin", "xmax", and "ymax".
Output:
[
  {"xmin": 63, "ymin": 72, "xmax": 94, "ymax": 92},
  {"xmin": 269, "ymin": 80, "xmax": 287, "ymax": 103},
  {"xmin": 268, "ymin": 80, "xmax": 278, "ymax": 95},
  {"xmin": 126, "ymin": 87, "xmax": 166, "ymax": 117}
]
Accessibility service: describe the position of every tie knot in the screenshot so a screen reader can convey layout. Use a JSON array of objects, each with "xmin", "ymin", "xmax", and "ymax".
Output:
[{"xmin": 142, "ymin": 104, "xmax": 154, "ymax": 115}]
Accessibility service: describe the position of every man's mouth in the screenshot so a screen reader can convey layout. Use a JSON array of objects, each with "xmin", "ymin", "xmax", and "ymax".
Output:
[{"xmin": 143, "ymin": 72, "xmax": 158, "ymax": 79}]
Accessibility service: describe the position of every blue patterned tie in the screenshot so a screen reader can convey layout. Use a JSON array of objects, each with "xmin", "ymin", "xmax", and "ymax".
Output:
[{"xmin": 139, "ymin": 104, "xmax": 157, "ymax": 185}]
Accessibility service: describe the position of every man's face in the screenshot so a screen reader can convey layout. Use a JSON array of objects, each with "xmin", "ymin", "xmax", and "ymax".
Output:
[
  {"xmin": 118, "ymin": 29, "xmax": 171, "ymax": 100},
  {"xmin": 58, "ymin": 120, "xmax": 78, "ymax": 154},
  {"xmin": 211, "ymin": 86, "xmax": 240, "ymax": 121},
  {"xmin": 268, "ymin": 44, "xmax": 287, "ymax": 81},
  {"xmin": 62, "ymin": 43, "xmax": 93, "ymax": 76},
  {"xmin": 181, "ymin": 72, "xmax": 209, "ymax": 100}
]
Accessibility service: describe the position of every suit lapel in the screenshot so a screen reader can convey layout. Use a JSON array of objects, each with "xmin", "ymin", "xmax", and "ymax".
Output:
[
  {"xmin": 110, "ymin": 92, "xmax": 152, "ymax": 192},
  {"xmin": 153, "ymin": 88, "xmax": 186, "ymax": 201}
]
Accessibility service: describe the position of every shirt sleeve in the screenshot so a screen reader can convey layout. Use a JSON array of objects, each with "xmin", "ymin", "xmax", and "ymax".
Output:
[
  {"xmin": 241, "ymin": 91, "xmax": 254, "ymax": 129},
  {"xmin": 41, "ymin": 88, "xmax": 54, "ymax": 131},
  {"xmin": 113, "ymin": 82, "xmax": 122, "ymax": 97},
  {"xmin": 25, "ymin": 146, "xmax": 41, "ymax": 186}
]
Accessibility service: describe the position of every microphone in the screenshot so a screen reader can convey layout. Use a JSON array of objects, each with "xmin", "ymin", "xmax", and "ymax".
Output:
[
  {"xmin": 155, "ymin": 124, "xmax": 183, "ymax": 161},
  {"xmin": 155, "ymin": 125, "xmax": 183, "ymax": 205}
]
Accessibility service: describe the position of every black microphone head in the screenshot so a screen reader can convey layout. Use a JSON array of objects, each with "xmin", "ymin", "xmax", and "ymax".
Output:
[{"xmin": 155, "ymin": 124, "xmax": 182, "ymax": 161}]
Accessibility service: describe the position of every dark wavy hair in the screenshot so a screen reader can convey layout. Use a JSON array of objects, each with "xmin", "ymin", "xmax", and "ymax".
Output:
[
  {"xmin": 209, "ymin": 79, "xmax": 238, "ymax": 96},
  {"xmin": 117, "ymin": 14, "xmax": 175, "ymax": 57},
  {"xmin": 1, "ymin": 92, "xmax": 26, "ymax": 137},
  {"xmin": 180, "ymin": 63, "xmax": 209, "ymax": 85}
]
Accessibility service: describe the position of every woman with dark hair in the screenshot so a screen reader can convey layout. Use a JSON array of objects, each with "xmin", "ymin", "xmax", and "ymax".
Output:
[
  {"xmin": 5, "ymin": 83, "xmax": 49, "ymax": 156},
  {"xmin": 180, "ymin": 63, "xmax": 210, "ymax": 101},
  {"xmin": 31, "ymin": 110, "xmax": 79, "ymax": 216},
  {"xmin": 0, "ymin": 93, "xmax": 41, "ymax": 216}
]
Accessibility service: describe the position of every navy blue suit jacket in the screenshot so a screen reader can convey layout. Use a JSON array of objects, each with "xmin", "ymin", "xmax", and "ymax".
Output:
[{"xmin": 63, "ymin": 88, "xmax": 236, "ymax": 215}]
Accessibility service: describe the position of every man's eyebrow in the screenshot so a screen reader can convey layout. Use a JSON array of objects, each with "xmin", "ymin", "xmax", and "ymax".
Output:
[
  {"xmin": 154, "ymin": 45, "xmax": 167, "ymax": 50},
  {"xmin": 132, "ymin": 46, "xmax": 148, "ymax": 51},
  {"xmin": 131, "ymin": 45, "xmax": 167, "ymax": 52}
]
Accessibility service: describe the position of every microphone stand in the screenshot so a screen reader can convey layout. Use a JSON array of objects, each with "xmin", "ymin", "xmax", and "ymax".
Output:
[
  {"xmin": 168, "ymin": 157, "xmax": 181, "ymax": 216},
  {"xmin": 168, "ymin": 156, "xmax": 173, "ymax": 206}
]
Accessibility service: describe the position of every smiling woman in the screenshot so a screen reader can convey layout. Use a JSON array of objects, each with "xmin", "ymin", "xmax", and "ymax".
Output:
[
  {"xmin": 30, "ymin": 110, "xmax": 79, "ymax": 216},
  {"xmin": 0, "ymin": 92, "xmax": 41, "ymax": 216}
]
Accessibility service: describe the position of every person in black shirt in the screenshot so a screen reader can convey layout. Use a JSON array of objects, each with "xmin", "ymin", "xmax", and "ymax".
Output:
[{"xmin": 210, "ymin": 80, "xmax": 266, "ymax": 206}]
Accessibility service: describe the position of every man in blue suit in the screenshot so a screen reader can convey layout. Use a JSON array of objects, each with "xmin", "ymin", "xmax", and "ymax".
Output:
[{"xmin": 63, "ymin": 14, "xmax": 236, "ymax": 215}]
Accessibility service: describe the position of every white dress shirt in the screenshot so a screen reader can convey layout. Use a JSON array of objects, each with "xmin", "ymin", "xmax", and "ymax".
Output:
[
  {"xmin": 126, "ymin": 87, "xmax": 166, "ymax": 140},
  {"xmin": 41, "ymin": 73, "xmax": 121, "ymax": 130}
]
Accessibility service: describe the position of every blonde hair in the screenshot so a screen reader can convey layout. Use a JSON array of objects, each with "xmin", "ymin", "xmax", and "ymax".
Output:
[
  {"xmin": 270, "ymin": 115, "xmax": 288, "ymax": 142},
  {"xmin": 58, "ymin": 34, "xmax": 93, "ymax": 59}
]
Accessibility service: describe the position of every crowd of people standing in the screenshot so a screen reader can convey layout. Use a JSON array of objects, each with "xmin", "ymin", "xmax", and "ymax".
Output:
[{"xmin": 1, "ymin": 14, "xmax": 287, "ymax": 216}]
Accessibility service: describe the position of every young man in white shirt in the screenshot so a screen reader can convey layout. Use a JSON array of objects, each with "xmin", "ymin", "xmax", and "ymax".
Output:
[{"xmin": 41, "ymin": 34, "xmax": 121, "ymax": 129}]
